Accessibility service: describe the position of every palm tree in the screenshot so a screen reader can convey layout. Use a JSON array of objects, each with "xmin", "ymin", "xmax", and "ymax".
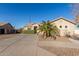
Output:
[{"xmin": 38, "ymin": 20, "xmax": 59, "ymax": 40}]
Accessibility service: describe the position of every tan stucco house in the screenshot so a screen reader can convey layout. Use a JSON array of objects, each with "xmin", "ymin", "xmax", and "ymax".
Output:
[
  {"xmin": 23, "ymin": 17, "xmax": 79, "ymax": 36},
  {"xmin": 23, "ymin": 23, "xmax": 39, "ymax": 31},
  {"xmin": 0, "ymin": 22, "xmax": 15, "ymax": 34},
  {"xmin": 51, "ymin": 18, "xmax": 76, "ymax": 36}
]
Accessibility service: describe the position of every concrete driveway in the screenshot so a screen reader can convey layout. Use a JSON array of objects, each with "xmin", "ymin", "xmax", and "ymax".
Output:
[
  {"xmin": 0, "ymin": 34, "xmax": 55, "ymax": 56},
  {"xmin": 1, "ymin": 34, "xmax": 79, "ymax": 56}
]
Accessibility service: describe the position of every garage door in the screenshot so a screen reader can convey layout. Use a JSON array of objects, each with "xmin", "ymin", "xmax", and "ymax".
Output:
[{"xmin": 0, "ymin": 28, "xmax": 5, "ymax": 34}]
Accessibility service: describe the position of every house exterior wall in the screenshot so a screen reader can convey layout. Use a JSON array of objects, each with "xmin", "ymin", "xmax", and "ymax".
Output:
[
  {"xmin": 74, "ymin": 30, "xmax": 79, "ymax": 34},
  {"xmin": 51, "ymin": 18, "xmax": 75, "ymax": 36},
  {"xmin": 0, "ymin": 24, "xmax": 15, "ymax": 34},
  {"xmin": 31, "ymin": 24, "xmax": 39, "ymax": 30},
  {"xmin": 23, "ymin": 27, "xmax": 28, "ymax": 30},
  {"xmin": 23, "ymin": 24, "xmax": 39, "ymax": 30}
]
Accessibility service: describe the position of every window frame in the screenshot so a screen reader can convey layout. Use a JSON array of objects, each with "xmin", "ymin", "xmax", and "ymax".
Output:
[
  {"xmin": 65, "ymin": 25, "xmax": 68, "ymax": 28},
  {"xmin": 59, "ymin": 25, "xmax": 62, "ymax": 28}
]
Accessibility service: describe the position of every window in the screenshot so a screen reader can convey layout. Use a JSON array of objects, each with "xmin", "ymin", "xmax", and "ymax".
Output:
[
  {"xmin": 65, "ymin": 26, "xmax": 67, "ymax": 28},
  {"xmin": 60, "ymin": 26, "xmax": 62, "ymax": 28}
]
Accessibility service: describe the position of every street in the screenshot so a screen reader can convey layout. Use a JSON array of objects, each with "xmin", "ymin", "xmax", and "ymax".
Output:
[
  {"xmin": 0, "ymin": 34, "xmax": 55, "ymax": 56},
  {"xmin": 1, "ymin": 34, "xmax": 79, "ymax": 56}
]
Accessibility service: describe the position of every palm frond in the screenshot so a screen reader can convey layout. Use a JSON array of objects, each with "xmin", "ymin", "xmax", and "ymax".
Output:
[{"xmin": 38, "ymin": 20, "xmax": 59, "ymax": 39}]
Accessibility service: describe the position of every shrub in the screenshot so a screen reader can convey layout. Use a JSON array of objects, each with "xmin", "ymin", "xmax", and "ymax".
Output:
[
  {"xmin": 65, "ymin": 34, "xmax": 71, "ymax": 38},
  {"xmin": 22, "ymin": 28, "xmax": 34, "ymax": 34}
]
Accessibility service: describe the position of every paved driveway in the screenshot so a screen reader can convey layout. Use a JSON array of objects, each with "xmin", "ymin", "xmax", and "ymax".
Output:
[{"xmin": 0, "ymin": 34, "xmax": 55, "ymax": 56}]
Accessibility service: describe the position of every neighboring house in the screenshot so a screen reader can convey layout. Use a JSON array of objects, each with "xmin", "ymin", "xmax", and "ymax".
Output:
[
  {"xmin": 23, "ymin": 23, "xmax": 39, "ymax": 30},
  {"xmin": 23, "ymin": 26, "xmax": 28, "ymax": 30},
  {"xmin": 51, "ymin": 18, "xmax": 76, "ymax": 36},
  {"xmin": 0, "ymin": 22, "xmax": 15, "ymax": 34},
  {"xmin": 23, "ymin": 17, "xmax": 79, "ymax": 36},
  {"xmin": 31, "ymin": 23, "xmax": 39, "ymax": 30}
]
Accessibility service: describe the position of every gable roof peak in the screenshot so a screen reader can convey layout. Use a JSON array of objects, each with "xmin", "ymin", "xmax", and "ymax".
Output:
[{"xmin": 51, "ymin": 17, "xmax": 76, "ymax": 25}]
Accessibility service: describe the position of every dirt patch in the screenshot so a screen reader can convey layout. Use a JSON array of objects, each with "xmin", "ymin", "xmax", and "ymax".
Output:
[
  {"xmin": 38, "ymin": 36, "xmax": 71, "ymax": 42},
  {"xmin": 0, "ymin": 34, "xmax": 17, "ymax": 40},
  {"xmin": 39, "ymin": 46, "xmax": 79, "ymax": 56}
]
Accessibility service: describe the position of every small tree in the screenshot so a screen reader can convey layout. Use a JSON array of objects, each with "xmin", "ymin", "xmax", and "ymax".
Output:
[
  {"xmin": 38, "ymin": 20, "xmax": 59, "ymax": 39},
  {"xmin": 34, "ymin": 26, "xmax": 37, "ymax": 34}
]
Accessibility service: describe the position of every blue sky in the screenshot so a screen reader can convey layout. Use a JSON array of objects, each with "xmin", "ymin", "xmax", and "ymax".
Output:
[{"xmin": 0, "ymin": 3, "xmax": 75, "ymax": 29}]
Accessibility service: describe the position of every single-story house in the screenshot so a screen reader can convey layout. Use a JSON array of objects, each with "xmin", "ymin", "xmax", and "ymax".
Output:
[
  {"xmin": 23, "ymin": 17, "xmax": 79, "ymax": 36},
  {"xmin": 23, "ymin": 23, "xmax": 39, "ymax": 30},
  {"xmin": 51, "ymin": 18, "xmax": 76, "ymax": 36},
  {"xmin": 0, "ymin": 22, "xmax": 15, "ymax": 34}
]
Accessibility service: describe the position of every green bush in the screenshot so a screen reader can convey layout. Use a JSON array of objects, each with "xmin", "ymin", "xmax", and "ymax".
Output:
[{"xmin": 22, "ymin": 28, "xmax": 34, "ymax": 34}]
